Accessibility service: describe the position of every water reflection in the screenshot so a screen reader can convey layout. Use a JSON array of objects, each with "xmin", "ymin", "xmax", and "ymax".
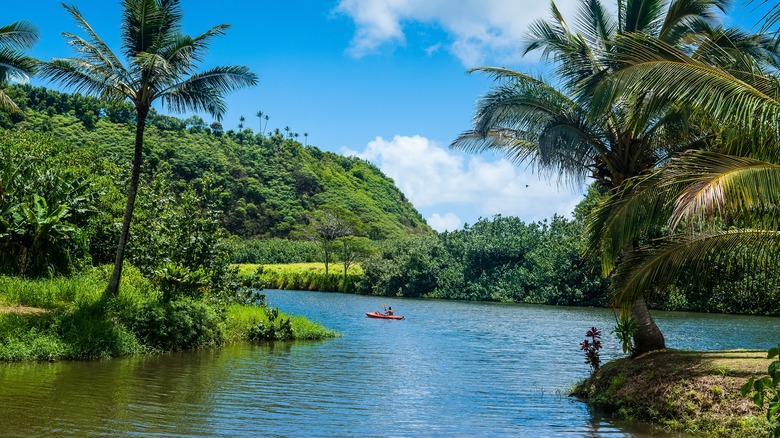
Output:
[{"xmin": 2, "ymin": 290, "xmax": 778, "ymax": 436}]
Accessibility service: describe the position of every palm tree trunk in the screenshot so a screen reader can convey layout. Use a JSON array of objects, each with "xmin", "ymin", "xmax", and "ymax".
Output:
[
  {"xmin": 632, "ymin": 295, "xmax": 665, "ymax": 354},
  {"xmin": 103, "ymin": 109, "xmax": 148, "ymax": 298}
]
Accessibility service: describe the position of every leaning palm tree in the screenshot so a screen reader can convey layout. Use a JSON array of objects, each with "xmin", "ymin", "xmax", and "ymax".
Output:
[
  {"xmin": 0, "ymin": 20, "xmax": 39, "ymax": 110},
  {"xmin": 452, "ymin": 0, "xmax": 728, "ymax": 354},
  {"xmin": 40, "ymin": 0, "xmax": 258, "ymax": 297},
  {"xmin": 584, "ymin": 22, "xmax": 780, "ymax": 309}
]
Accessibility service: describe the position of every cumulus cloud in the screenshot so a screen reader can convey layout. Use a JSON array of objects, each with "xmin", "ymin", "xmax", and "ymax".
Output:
[
  {"xmin": 427, "ymin": 213, "xmax": 463, "ymax": 232},
  {"xmin": 335, "ymin": 0, "xmax": 580, "ymax": 66},
  {"xmin": 343, "ymin": 135, "xmax": 583, "ymax": 230}
]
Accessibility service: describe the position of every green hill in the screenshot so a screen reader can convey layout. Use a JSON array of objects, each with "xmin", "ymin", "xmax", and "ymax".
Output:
[{"xmin": 2, "ymin": 85, "xmax": 431, "ymax": 240}]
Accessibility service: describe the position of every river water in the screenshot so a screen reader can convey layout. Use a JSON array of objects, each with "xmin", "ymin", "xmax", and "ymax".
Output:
[{"xmin": 2, "ymin": 290, "xmax": 779, "ymax": 437}]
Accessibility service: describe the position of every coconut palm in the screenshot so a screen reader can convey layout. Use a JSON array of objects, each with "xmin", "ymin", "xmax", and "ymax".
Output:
[
  {"xmin": 583, "ymin": 17, "xmax": 780, "ymax": 310},
  {"xmin": 0, "ymin": 20, "xmax": 39, "ymax": 110},
  {"xmin": 452, "ymin": 0, "xmax": 731, "ymax": 354},
  {"xmin": 40, "ymin": 0, "xmax": 258, "ymax": 297}
]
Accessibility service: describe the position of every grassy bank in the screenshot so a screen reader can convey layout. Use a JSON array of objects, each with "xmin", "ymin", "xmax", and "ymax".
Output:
[
  {"xmin": 572, "ymin": 350, "xmax": 772, "ymax": 436},
  {"xmin": 0, "ymin": 268, "xmax": 338, "ymax": 362},
  {"xmin": 237, "ymin": 263, "xmax": 362, "ymax": 293}
]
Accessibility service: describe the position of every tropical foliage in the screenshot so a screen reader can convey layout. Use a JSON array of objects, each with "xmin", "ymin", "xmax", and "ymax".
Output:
[
  {"xmin": 39, "ymin": 0, "xmax": 258, "ymax": 297},
  {"xmin": 583, "ymin": 4, "xmax": 780, "ymax": 325},
  {"xmin": 453, "ymin": 0, "xmax": 769, "ymax": 353},
  {"xmin": 0, "ymin": 20, "xmax": 38, "ymax": 110},
  {"xmin": 2, "ymin": 84, "xmax": 431, "ymax": 241},
  {"xmin": 358, "ymin": 214, "xmax": 609, "ymax": 304}
]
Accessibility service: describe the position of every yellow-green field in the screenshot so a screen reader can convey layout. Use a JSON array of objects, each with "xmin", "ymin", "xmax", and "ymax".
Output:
[
  {"xmin": 236, "ymin": 263, "xmax": 363, "ymax": 293},
  {"xmin": 236, "ymin": 263, "xmax": 363, "ymax": 276}
]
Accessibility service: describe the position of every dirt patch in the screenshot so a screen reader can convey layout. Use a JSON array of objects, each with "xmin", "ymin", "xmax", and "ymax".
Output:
[
  {"xmin": 0, "ymin": 305, "xmax": 48, "ymax": 315},
  {"xmin": 572, "ymin": 349, "xmax": 773, "ymax": 436}
]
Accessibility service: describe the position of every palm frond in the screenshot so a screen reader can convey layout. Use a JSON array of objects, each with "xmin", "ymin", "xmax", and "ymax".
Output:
[
  {"xmin": 663, "ymin": 151, "xmax": 780, "ymax": 229},
  {"xmin": 574, "ymin": 0, "xmax": 616, "ymax": 52},
  {"xmin": 659, "ymin": 0, "xmax": 725, "ymax": 44},
  {"xmin": 121, "ymin": 0, "xmax": 183, "ymax": 58},
  {"xmin": 39, "ymin": 59, "xmax": 131, "ymax": 102},
  {"xmin": 62, "ymin": 5, "xmax": 124, "ymax": 73},
  {"xmin": 159, "ymin": 65, "xmax": 258, "ymax": 119},
  {"xmin": 584, "ymin": 170, "xmax": 687, "ymax": 275},
  {"xmin": 0, "ymin": 47, "xmax": 38, "ymax": 82},
  {"xmin": 0, "ymin": 21, "xmax": 39, "ymax": 49},
  {"xmin": 595, "ymin": 33, "xmax": 780, "ymax": 151},
  {"xmin": 611, "ymin": 229, "xmax": 780, "ymax": 307},
  {"xmin": 622, "ymin": 0, "xmax": 666, "ymax": 34},
  {"xmin": 452, "ymin": 70, "xmax": 606, "ymax": 187},
  {"xmin": 0, "ymin": 89, "xmax": 20, "ymax": 111}
]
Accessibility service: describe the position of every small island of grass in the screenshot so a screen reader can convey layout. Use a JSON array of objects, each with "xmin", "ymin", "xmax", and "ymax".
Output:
[{"xmin": 573, "ymin": 350, "xmax": 773, "ymax": 437}]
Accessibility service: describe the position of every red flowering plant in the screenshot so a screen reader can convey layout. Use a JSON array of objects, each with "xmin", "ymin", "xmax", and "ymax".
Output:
[{"xmin": 580, "ymin": 326, "xmax": 602, "ymax": 373}]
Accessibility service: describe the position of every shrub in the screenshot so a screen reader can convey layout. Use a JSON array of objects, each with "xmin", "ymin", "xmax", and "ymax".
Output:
[{"xmin": 121, "ymin": 298, "xmax": 225, "ymax": 352}]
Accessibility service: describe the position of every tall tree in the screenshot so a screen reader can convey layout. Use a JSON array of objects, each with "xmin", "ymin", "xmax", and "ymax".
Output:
[
  {"xmin": 0, "ymin": 20, "xmax": 39, "ymax": 110},
  {"xmin": 452, "ymin": 0, "xmax": 729, "ymax": 354},
  {"xmin": 305, "ymin": 206, "xmax": 359, "ymax": 275},
  {"xmin": 255, "ymin": 110, "xmax": 263, "ymax": 134},
  {"xmin": 584, "ymin": 17, "xmax": 780, "ymax": 312},
  {"xmin": 40, "ymin": 0, "xmax": 257, "ymax": 297}
]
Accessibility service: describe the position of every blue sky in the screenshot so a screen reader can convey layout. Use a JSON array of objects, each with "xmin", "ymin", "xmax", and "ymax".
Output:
[{"xmin": 5, "ymin": 0, "xmax": 769, "ymax": 231}]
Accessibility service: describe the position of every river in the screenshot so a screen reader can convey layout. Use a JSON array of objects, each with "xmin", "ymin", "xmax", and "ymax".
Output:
[{"xmin": 2, "ymin": 290, "xmax": 779, "ymax": 436}]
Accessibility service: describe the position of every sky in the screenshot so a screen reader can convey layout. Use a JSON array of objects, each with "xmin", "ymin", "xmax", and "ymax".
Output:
[{"xmin": 4, "ymin": 0, "xmax": 767, "ymax": 232}]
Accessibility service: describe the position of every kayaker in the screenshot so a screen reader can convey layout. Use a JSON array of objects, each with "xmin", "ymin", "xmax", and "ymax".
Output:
[{"xmin": 386, "ymin": 307, "xmax": 394, "ymax": 316}]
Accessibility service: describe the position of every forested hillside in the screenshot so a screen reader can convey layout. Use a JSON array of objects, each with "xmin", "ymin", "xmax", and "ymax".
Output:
[{"xmin": 2, "ymin": 85, "xmax": 431, "ymax": 240}]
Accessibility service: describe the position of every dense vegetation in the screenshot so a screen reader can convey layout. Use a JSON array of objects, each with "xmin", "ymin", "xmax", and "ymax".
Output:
[
  {"xmin": 358, "ymin": 214, "xmax": 609, "ymax": 305},
  {"xmin": 0, "ymin": 0, "xmax": 351, "ymax": 361},
  {"xmin": 1, "ymin": 84, "xmax": 431, "ymax": 241},
  {"xmin": 0, "ymin": 267, "xmax": 337, "ymax": 361}
]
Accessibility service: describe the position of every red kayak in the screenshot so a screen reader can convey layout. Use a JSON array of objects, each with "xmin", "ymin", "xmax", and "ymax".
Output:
[{"xmin": 365, "ymin": 311, "xmax": 404, "ymax": 320}]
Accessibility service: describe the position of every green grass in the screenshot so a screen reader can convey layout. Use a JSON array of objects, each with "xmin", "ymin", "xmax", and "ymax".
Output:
[
  {"xmin": 572, "ymin": 350, "xmax": 773, "ymax": 437},
  {"xmin": 236, "ymin": 263, "xmax": 363, "ymax": 293},
  {"xmin": 223, "ymin": 304, "xmax": 339, "ymax": 342},
  {"xmin": 0, "ymin": 267, "xmax": 339, "ymax": 362}
]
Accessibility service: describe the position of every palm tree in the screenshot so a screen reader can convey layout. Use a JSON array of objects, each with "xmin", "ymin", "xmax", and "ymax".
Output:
[
  {"xmin": 0, "ymin": 20, "xmax": 39, "ymax": 110},
  {"xmin": 40, "ymin": 0, "xmax": 257, "ymax": 297},
  {"xmin": 452, "ymin": 0, "xmax": 729, "ymax": 354},
  {"xmin": 583, "ymin": 19, "xmax": 780, "ymax": 311},
  {"xmin": 304, "ymin": 132, "xmax": 308, "ymax": 146},
  {"xmin": 238, "ymin": 115, "xmax": 245, "ymax": 130},
  {"xmin": 263, "ymin": 114, "xmax": 269, "ymax": 136},
  {"xmin": 255, "ymin": 110, "xmax": 263, "ymax": 134}
]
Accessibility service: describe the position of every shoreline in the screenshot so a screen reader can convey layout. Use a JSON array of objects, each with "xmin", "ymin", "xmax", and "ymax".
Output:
[{"xmin": 572, "ymin": 349, "xmax": 772, "ymax": 436}]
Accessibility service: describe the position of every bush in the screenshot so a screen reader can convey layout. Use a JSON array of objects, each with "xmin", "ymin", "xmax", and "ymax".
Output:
[{"xmin": 119, "ymin": 298, "xmax": 225, "ymax": 352}]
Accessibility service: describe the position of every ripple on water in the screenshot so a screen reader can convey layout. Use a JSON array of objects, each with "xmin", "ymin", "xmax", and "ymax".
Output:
[{"xmin": 3, "ymin": 290, "xmax": 779, "ymax": 436}]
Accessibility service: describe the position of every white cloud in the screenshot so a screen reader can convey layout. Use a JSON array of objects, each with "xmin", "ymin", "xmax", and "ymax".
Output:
[
  {"xmin": 427, "ymin": 213, "xmax": 463, "ymax": 232},
  {"xmin": 335, "ymin": 0, "xmax": 581, "ymax": 66},
  {"xmin": 342, "ymin": 135, "xmax": 584, "ymax": 229}
]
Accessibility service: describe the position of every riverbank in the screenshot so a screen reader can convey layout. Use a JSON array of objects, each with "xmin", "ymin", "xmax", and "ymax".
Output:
[
  {"xmin": 572, "ymin": 350, "xmax": 772, "ymax": 436},
  {"xmin": 0, "ymin": 268, "xmax": 338, "ymax": 362}
]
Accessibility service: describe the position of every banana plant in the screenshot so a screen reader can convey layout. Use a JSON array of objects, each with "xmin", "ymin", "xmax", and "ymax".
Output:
[{"xmin": 12, "ymin": 194, "xmax": 76, "ymax": 276}]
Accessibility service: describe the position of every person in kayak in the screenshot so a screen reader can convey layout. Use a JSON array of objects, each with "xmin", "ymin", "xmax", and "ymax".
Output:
[{"xmin": 385, "ymin": 307, "xmax": 394, "ymax": 316}]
